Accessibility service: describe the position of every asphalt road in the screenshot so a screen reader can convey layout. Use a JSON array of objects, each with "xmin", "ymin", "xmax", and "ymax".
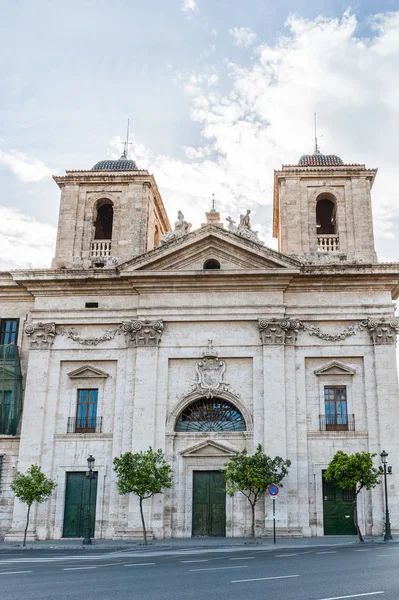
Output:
[{"xmin": 0, "ymin": 544, "xmax": 398, "ymax": 600}]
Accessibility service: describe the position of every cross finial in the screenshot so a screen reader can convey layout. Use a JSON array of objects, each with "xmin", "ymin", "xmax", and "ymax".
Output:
[
  {"xmin": 121, "ymin": 118, "xmax": 131, "ymax": 159},
  {"xmin": 211, "ymin": 193, "xmax": 216, "ymax": 212},
  {"xmin": 314, "ymin": 112, "xmax": 322, "ymax": 155}
]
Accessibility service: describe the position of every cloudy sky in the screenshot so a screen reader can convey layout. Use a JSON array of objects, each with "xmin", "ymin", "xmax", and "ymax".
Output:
[{"xmin": 1, "ymin": 0, "xmax": 399, "ymax": 270}]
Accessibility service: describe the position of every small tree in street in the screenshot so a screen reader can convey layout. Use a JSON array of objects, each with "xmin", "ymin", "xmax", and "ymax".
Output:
[
  {"xmin": 325, "ymin": 450, "xmax": 380, "ymax": 543},
  {"xmin": 113, "ymin": 448, "xmax": 172, "ymax": 545},
  {"xmin": 11, "ymin": 464, "xmax": 57, "ymax": 547},
  {"xmin": 222, "ymin": 444, "xmax": 291, "ymax": 540}
]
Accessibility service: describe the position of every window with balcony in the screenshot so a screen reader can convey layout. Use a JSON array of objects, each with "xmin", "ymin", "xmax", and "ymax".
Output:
[
  {"xmin": 316, "ymin": 195, "xmax": 339, "ymax": 251},
  {"xmin": 72, "ymin": 389, "xmax": 99, "ymax": 433},
  {"xmin": 321, "ymin": 386, "xmax": 354, "ymax": 431}
]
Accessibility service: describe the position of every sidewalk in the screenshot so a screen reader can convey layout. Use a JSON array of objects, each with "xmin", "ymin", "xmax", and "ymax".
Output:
[{"xmin": 0, "ymin": 535, "xmax": 397, "ymax": 552}]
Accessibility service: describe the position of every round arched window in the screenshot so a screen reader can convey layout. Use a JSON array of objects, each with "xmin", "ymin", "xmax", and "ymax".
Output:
[
  {"xmin": 203, "ymin": 259, "xmax": 221, "ymax": 270},
  {"xmin": 175, "ymin": 398, "xmax": 246, "ymax": 432},
  {"xmin": 94, "ymin": 201, "xmax": 114, "ymax": 240}
]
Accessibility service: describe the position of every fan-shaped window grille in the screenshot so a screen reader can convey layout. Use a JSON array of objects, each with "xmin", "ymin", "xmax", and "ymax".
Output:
[{"xmin": 175, "ymin": 398, "xmax": 246, "ymax": 432}]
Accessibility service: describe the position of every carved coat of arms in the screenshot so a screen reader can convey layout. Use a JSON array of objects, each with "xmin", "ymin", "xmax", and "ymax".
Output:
[{"xmin": 192, "ymin": 340, "xmax": 229, "ymax": 398}]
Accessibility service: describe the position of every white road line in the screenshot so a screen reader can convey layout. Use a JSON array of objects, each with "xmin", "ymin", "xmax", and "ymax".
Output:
[
  {"xmin": 63, "ymin": 566, "xmax": 97, "ymax": 571},
  {"xmin": 232, "ymin": 574, "xmax": 300, "ymax": 583},
  {"xmin": 353, "ymin": 549, "xmax": 372, "ymax": 552},
  {"xmin": 376, "ymin": 553, "xmax": 399, "ymax": 557},
  {"xmin": 0, "ymin": 571, "xmax": 32, "ymax": 575},
  {"xmin": 181, "ymin": 560, "xmax": 209, "ymax": 563},
  {"xmin": 124, "ymin": 563, "xmax": 155, "ymax": 567},
  {"xmin": 315, "ymin": 592, "xmax": 384, "ymax": 600},
  {"xmin": 275, "ymin": 553, "xmax": 299, "ymax": 557},
  {"xmin": 317, "ymin": 551, "xmax": 337, "ymax": 555},
  {"xmin": 230, "ymin": 557, "xmax": 254, "ymax": 560},
  {"xmin": 190, "ymin": 565, "xmax": 248, "ymax": 572}
]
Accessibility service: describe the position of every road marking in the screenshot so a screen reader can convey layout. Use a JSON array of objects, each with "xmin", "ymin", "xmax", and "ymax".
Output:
[
  {"xmin": 124, "ymin": 563, "xmax": 155, "ymax": 567},
  {"xmin": 181, "ymin": 560, "xmax": 209, "ymax": 563},
  {"xmin": 353, "ymin": 549, "xmax": 372, "ymax": 552},
  {"xmin": 315, "ymin": 593, "xmax": 384, "ymax": 600},
  {"xmin": 230, "ymin": 556, "xmax": 254, "ymax": 560},
  {"xmin": 376, "ymin": 553, "xmax": 399, "ymax": 557},
  {"xmin": 63, "ymin": 566, "xmax": 97, "ymax": 571},
  {"xmin": 317, "ymin": 551, "xmax": 337, "ymax": 554},
  {"xmin": 275, "ymin": 553, "xmax": 299, "ymax": 557},
  {"xmin": 232, "ymin": 574, "xmax": 300, "ymax": 583},
  {"xmin": 190, "ymin": 565, "xmax": 248, "ymax": 572},
  {"xmin": 0, "ymin": 570, "xmax": 32, "ymax": 575}
]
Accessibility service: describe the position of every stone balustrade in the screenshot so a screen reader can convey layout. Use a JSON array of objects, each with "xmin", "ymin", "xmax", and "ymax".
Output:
[
  {"xmin": 90, "ymin": 240, "xmax": 112, "ymax": 257},
  {"xmin": 317, "ymin": 234, "xmax": 339, "ymax": 252}
]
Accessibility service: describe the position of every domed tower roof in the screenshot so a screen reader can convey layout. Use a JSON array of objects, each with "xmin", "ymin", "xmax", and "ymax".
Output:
[
  {"xmin": 91, "ymin": 153, "xmax": 138, "ymax": 171},
  {"xmin": 298, "ymin": 151, "xmax": 344, "ymax": 166}
]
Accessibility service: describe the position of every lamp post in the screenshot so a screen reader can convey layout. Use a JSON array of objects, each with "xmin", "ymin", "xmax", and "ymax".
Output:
[
  {"xmin": 83, "ymin": 455, "xmax": 96, "ymax": 545},
  {"xmin": 380, "ymin": 450, "xmax": 393, "ymax": 542}
]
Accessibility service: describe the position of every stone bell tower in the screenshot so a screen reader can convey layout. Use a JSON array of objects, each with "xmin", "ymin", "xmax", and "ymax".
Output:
[
  {"xmin": 51, "ymin": 154, "xmax": 171, "ymax": 269},
  {"xmin": 273, "ymin": 148, "xmax": 378, "ymax": 263}
]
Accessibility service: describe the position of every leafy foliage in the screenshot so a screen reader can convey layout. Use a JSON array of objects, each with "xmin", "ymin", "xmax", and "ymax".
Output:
[
  {"xmin": 222, "ymin": 444, "xmax": 291, "ymax": 539},
  {"xmin": 11, "ymin": 464, "xmax": 57, "ymax": 546},
  {"xmin": 113, "ymin": 448, "xmax": 172, "ymax": 544},
  {"xmin": 325, "ymin": 450, "xmax": 380, "ymax": 542}
]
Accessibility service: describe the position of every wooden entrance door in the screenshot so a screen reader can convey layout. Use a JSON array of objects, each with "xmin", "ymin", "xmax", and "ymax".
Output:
[
  {"xmin": 192, "ymin": 471, "xmax": 226, "ymax": 537},
  {"xmin": 323, "ymin": 474, "xmax": 356, "ymax": 535},
  {"xmin": 63, "ymin": 472, "xmax": 97, "ymax": 538}
]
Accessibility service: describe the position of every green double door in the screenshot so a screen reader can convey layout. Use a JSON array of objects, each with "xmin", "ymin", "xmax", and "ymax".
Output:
[
  {"xmin": 192, "ymin": 471, "xmax": 226, "ymax": 537},
  {"xmin": 323, "ymin": 475, "xmax": 356, "ymax": 535},
  {"xmin": 63, "ymin": 472, "xmax": 97, "ymax": 538}
]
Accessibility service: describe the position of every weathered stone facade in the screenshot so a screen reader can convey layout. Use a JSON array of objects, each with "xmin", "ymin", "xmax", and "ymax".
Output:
[{"xmin": 1, "ymin": 153, "xmax": 398, "ymax": 541}]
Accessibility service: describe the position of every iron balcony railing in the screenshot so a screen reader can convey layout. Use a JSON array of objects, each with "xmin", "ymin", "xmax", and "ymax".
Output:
[
  {"xmin": 67, "ymin": 416, "xmax": 102, "ymax": 434},
  {"xmin": 319, "ymin": 414, "xmax": 355, "ymax": 432}
]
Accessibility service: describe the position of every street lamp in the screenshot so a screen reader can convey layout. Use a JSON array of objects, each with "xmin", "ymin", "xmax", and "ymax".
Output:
[
  {"xmin": 380, "ymin": 450, "xmax": 393, "ymax": 542},
  {"xmin": 83, "ymin": 455, "xmax": 96, "ymax": 545}
]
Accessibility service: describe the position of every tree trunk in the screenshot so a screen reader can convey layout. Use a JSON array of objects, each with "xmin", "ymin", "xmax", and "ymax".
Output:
[
  {"xmin": 353, "ymin": 496, "xmax": 364, "ymax": 543},
  {"xmin": 250, "ymin": 502, "xmax": 256, "ymax": 542},
  {"xmin": 139, "ymin": 497, "xmax": 148, "ymax": 545},
  {"xmin": 23, "ymin": 504, "xmax": 31, "ymax": 548}
]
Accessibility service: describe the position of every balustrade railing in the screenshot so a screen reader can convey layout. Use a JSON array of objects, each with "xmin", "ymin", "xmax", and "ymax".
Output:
[
  {"xmin": 317, "ymin": 234, "xmax": 339, "ymax": 252},
  {"xmin": 319, "ymin": 414, "xmax": 355, "ymax": 432},
  {"xmin": 67, "ymin": 416, "xmax": 102, "ymax": 433},
  {"xmin": 90, "ymin": 240, "xmax": 112, "ymax": 257}
]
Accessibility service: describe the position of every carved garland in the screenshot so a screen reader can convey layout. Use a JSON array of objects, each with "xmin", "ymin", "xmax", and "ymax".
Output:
[
  {"xmin": 24, "ymin": 320, "xmax": 164, "ymax": 349},
  {"xmin": 258, "ymin": 317, "xmax": 399, "ymax": 346}
]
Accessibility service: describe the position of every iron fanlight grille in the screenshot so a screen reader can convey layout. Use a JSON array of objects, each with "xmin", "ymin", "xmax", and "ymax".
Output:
[{"xmin": 175, "ymin": 398, "xmax": 246, "ymax": 432}]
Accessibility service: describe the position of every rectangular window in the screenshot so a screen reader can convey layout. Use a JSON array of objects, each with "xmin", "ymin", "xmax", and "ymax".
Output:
[
  {"xmin": 76, "ymin": 389, "xmax": 98, "ymax": 432},
  {"xmin": 0, "ymin": 391, "xmax": 12, "ymax": 433},
  {"xmin": 0, "ymin": 319, "xmax": 19, "ymax": 345},
  {"xmin": 324, "ymin": 386, "xmax": 348, "ymax": 431}
]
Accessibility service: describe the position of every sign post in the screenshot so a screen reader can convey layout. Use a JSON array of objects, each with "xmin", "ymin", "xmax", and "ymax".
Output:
[{"xmin": 267, "ymin": 483, "xmax": 279, "ymax": 544}]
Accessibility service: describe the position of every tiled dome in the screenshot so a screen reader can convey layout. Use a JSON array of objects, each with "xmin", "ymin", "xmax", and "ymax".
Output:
[
  {"xmin": 91, "ymin": 157, "xmax": 138, "ymax": 171},
  {"xmin": 298, "ymin": 153, "xmax": 344, "ymax": 166}
]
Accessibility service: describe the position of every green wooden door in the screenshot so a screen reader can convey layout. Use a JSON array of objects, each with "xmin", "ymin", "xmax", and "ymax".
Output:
[
  {"xmin": 192, "ymin": 471, "xmax": 226, "ymax": 537},
  {"xmin": 63, "ymin": 472, "xmax": 97, "ymax": 538},
  {"xmin": 323, "ymin": 474, "xmax": 356, "ymax": 535}
]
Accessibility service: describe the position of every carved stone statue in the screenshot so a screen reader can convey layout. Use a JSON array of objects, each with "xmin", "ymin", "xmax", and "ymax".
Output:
[
  {"xmin": 239, "ymin": 210, "xmax": 251, "ymax": 229},
  {"xmin": 161, "ymin": 211, "xmax": 192, "ymax": 245},
  {"xmin": 226, "ymin": 217, "xmax": 237, "ymax": 233},
  {"xmin": 227, "ymin": 210, "xmax": 264, "ymax": 245}
]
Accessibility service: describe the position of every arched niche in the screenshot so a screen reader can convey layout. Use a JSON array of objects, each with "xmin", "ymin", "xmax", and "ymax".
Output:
[
  {"xmin": 93, "ymin": 199, "xmax": 114, "ymax": 240},
  {"xmin": 167, "ymin": 390, "xmax": 253, "ymax": 435},
  {"xmin": 315, "ymin": 192, "xmax": 337, "ymax": 235}
]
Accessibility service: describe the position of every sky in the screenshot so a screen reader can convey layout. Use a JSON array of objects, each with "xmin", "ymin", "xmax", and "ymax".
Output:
[{"xmin": 1, "ymin": 0, "xmax": 399, "ymax": 271}]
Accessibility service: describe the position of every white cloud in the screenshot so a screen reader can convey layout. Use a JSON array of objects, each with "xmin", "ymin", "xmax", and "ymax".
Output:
[
  {"xmin": 181, "ymin": 0, "xmax": 198, "ymax": 14},
  {"xmin": 0, "ymin": 149, "xmax": 52, "ymax": 182},
  {"xmin": 0, "ymin": 206, "xmax": 56, "ymax": 270},
  {"xmin": 229, "ymin": 26, "xmax": 257, "ymax": 48}
]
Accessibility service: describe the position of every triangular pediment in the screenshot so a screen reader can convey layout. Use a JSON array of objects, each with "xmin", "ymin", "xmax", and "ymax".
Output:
[
  {"xmin": 117, "ymin": 225, "xmax": 302, "ymax": 273},
  {"xmin": 181, "ymin": 439, "xmax": 238, "ymax": 458},
  {"xmin": 314, "ymin": 361, "xmax": 356, "ymax": 376},
  {"xmin": 67, "ymin": 365, "xmax": 109, "ymax": 379}
]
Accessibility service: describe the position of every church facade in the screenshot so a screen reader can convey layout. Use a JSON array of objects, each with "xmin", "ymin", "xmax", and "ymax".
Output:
[{"xmin": 1, "ymin": 150, "xmax": 399, "ymax": 541}]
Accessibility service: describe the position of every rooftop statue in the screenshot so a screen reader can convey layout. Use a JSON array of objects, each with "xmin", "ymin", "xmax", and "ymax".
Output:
[
  {"xmin": 226, "ymin": 210, "xmax": 264, "ymax": 245},
  {"xmin": 161, "ymin": 211, "xmax": 192, "ymax": 245}
]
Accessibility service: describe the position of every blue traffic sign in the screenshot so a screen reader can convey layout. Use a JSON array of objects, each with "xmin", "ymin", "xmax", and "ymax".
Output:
[{"xmin": 268, "ymin": 483, "xmax": 279, "ymax": 496}]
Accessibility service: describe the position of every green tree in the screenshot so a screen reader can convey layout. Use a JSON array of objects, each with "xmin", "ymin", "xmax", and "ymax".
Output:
[
  {"xmin": 11, "ymin": 464, "xmax": 57, "ymax": 547},
  {"xmin": 222, "ymin": 444, "xmax": 291, "ymax": 540},
  {"xmin": 325, "ymin": 450, "xmax": 380, "ymax": 543},
  {"xmin": 113, "ymin": 448, "xmax": 172, "ymax": 545}
]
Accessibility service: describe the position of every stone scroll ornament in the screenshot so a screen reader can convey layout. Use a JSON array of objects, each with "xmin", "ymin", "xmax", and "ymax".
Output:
[
  {"xmin": 24, "ymin": 319, "xmax": 164, "ymax": 349},
  {"xmin": 258, "ymin": 317, "xmax": 399, "ymax": 346}
]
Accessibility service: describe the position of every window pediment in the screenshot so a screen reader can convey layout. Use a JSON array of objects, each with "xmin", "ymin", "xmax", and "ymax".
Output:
[
  {"xmin": 314, "ymin": 361, "xmax": 356, "ymax": 376},
  {"xmin": 180, "ymin": 440, "xmax": 238, "ymax": 458},
  {"xmin": 67, "ymin": 365, "xmax": 109, "ymax": 379}
]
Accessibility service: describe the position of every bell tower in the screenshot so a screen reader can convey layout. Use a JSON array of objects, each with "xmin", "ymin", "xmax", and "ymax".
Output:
[
  {"xmin": 273, "ymin": 149, "xmax": 378, "ymax": 263},
  {"xmin": 51, "ymin": 155, "xmax": 170, "ymax": 269}
]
